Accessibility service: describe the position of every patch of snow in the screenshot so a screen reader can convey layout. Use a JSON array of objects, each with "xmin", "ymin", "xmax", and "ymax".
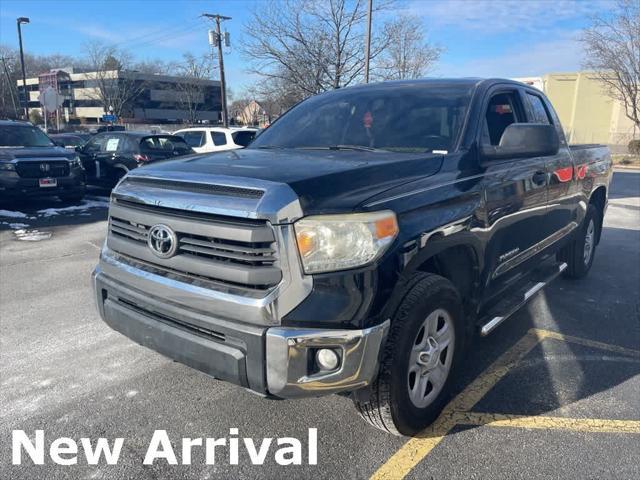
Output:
[
  {"xmin": 9, "ymin": 223, "xmax": 29, "ymax": 229},
  {"xmin": 37, "ymin": 198, "xmax": 109, "ymax": 217},
  {"xmin": 0, "ymin": 209, "xmax": 28, "ymax": 218},
  {"xmin": 13, "ymin": 229, "xmax": 52, "ymax": 241}
]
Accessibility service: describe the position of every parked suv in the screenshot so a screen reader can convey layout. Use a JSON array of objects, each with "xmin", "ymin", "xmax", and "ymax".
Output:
[
  {"xmin": 0, "ymin": 120, "xmax": 86, "ymax": 202},
  {"xmin": 77, "ymin": 131, "xmax": 194, "ymax": 188},
  {"xmin": 93, "ymin": 79, "xmax": 612, "ymax": 436},
  {"xmin": 174, "ymin": 127, "xmax": 258, "ymax": 153}
]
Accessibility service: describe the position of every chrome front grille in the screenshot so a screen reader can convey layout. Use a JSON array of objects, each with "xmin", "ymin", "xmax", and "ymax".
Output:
[{"xmin": 107, "ymin": 201, "xmax": 281, "ymax": 290}]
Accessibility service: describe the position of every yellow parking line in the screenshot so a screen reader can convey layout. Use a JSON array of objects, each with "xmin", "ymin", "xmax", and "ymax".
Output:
[
  {"xmin": 370, "ymin": 330, "xmax": 541, "ymax": 480},
  {"xmin": 454, "ymin": 412, "xmax": 640, "ymax": 434},
  {"xmin": 370, "ymin": 328, "xmax": 640, "ymax": 480},
  {"xmin": 532, "ymin": 328, "xmax": 640, "ymax": 357}
]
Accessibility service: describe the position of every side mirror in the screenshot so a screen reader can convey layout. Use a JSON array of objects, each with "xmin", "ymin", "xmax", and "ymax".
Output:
[
  {"xmin": 74, "ymin": 145, "xmax": 83, "ymax": 153},
  {"xmin": 481, "ymin": 123, "xmax": 559, "ymax": 160}
]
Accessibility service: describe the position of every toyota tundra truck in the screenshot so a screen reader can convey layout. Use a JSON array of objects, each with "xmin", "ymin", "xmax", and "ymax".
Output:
[{"xmin": 92, "ymin": 79, "xmax": 612, "ymax": 436}]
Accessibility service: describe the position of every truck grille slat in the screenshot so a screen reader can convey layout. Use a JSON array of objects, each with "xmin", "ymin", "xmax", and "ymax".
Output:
[
  {"xmin": 110, "ymin": 218, "xmax": 148, "ymax": 235},
  {"xmin": 179, "ymin": 236, "xmax": 274, "ymax": 255},
  {"xmin": 107, "ymin": 202, "xmax": 282, "ymax": 290},
  {"xmin": 179, "ymin": 242, "xmax": 277, "ymax": 264},
  {"xmin": 110, "ymin": 225, "xmax": 147, "ymax": 242}
]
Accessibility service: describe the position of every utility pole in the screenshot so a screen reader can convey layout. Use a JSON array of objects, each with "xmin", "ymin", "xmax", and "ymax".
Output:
[
  {"xmin": 364, "ymin": 0, "xmax": 373, "ymax": 83},
  {"xmin": 1, "ymin": 56, "xmax": 20, "ymax": 118},
  {"xmin": 17, "ymin": 17, "xmax": 30, "ymax": 119},
  {"xmin": 203, "ymin": 13, "xmax": 231, "ymax": 127}
]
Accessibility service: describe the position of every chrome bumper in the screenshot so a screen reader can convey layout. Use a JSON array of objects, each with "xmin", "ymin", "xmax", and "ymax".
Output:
[
  {"xmin": 93, "ymin": 262, "xmax": 388, "ymax": 398},
  {"xmin": 266, "ymin": 320, "xmax": 390, "ymax": 398}
]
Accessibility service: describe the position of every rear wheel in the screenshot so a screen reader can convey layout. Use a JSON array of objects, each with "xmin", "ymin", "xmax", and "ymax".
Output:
[
  {"xmin": 559, "ymin": 204, "xmax": 600, "ymax": 279},
  {"xmin": 353, "ymin": 273, "xmax": 466, "ymax": 436}
]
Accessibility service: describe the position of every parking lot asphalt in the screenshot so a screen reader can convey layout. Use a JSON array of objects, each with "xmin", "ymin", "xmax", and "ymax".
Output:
[{"xmin": 1, "ymin": 171, "xmax": 639, "ymax": 479}]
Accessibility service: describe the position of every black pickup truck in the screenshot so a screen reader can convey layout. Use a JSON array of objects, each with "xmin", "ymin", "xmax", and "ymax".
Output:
[{"xmin": 93, "ymin": 79, "xmax": 612, "ymax": 436}]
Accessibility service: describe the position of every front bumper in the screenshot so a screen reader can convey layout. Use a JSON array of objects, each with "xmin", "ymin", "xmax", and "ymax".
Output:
[
  {"xmin": 93, "ymin": 265, "xmax": 388, "ymax": 398},
  {"xmin": 0, "ymin": 171, "xmax": 85, "ymax": 198}
]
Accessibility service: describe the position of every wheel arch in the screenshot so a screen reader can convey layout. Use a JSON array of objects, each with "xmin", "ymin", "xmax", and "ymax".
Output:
[{"xmin": 384, "ymin": 233, "xmax": 484, "ymax": 323}]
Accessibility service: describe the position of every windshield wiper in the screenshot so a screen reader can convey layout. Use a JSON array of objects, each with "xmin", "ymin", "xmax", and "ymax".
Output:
[{"xmin": 297, "ymin": 145, "xmax": 382, "ymax": 152}]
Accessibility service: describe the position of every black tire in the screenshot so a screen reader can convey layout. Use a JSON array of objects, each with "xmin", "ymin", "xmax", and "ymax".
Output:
[
  {"xmin": 353, "ymin": 273, "xmax": 466, "ymax": 436},
  {"xmin": 558, "ymin": 204, "xmax": 600, "ymax": 279},
  {"xmin": 58, "ymin": 192, "xmax": 85, "ymax": 203}
]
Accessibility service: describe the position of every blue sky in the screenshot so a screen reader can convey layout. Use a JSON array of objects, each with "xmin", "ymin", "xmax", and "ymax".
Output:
[{"xmin": 0, "ymin": 0, "xmax": 612, "ymax": 95}]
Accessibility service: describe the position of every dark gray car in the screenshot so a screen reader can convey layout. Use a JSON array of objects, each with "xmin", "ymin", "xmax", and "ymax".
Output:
[{"xmin": 0, "ymin": 120, "xmax": 86, "ymax": 203}]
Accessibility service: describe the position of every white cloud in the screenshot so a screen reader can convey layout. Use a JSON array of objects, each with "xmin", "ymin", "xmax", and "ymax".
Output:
[
  {"xmin": 404, "ymin": 0, "xmax": 608, "ymax": 34},
  {"xmin": 435, "ymin": 30, "xmax": 585, "ymax": 77}
]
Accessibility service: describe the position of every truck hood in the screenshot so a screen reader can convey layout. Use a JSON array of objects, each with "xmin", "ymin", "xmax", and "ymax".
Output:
[
  {"xmin": 127, "ymin": 148, "xmax": 443, "ymax": 214},
  {"xmin": 0, "ymin": 146, "xmax": 75, "ymax": 161}
]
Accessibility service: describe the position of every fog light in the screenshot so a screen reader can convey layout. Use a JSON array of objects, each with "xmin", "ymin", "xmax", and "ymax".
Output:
[{"xmin": 315, "ymin": 348, "xmax": 340, "ymax": 371}]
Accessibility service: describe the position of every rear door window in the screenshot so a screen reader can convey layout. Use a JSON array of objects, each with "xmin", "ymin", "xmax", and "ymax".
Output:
[
  {"xmin": 180, "ymin": 130, "xmax": 205, "ymax": 148},
  {"xmin": 141, "ymin": 136, "xmax": 192, "ymax": 155},
  {"xmin": 211, "ymin": 131, "xmax": 227, "ymax": 146},
  {"xmin": 231, "ymin": 130, "xmax": 256, "ymax": 147},
  {"xmin": 526, "ymin": 93, "xmax": 552, "ymax": 124}
]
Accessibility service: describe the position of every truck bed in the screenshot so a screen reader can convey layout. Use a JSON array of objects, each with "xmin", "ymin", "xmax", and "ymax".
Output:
[{"xmin": 569, "ymin": 144, "xmax": 611, "ymax": 165}]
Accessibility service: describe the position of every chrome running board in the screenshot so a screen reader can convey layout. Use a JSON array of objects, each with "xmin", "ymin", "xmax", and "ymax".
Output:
[{"xmin": 480, "ymin": 262, "xmax": 568, "ymax": 337}]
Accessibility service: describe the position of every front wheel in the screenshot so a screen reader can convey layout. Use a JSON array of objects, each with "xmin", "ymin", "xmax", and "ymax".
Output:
[{"xmin": 353, "ymin": 273, "xmax": 466, "ymax": 436}]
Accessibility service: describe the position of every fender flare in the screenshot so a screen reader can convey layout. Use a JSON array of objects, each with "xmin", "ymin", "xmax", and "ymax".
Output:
[
  {"xmin": 402, "ymin": 231, "xmax": 484, "ymax": 278},
  {"xmin": 380, "ymin": 231, "xmax": 485, "ymax": 322},
  {"xmin": 113, "ymin": 163, "xmax": 130, "ymax": 173}
]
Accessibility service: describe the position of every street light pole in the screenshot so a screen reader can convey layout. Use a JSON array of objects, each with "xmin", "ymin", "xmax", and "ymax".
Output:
[
  {"xmin": 203, "ymin": 13, "xmax": 231, "ymax": 127},
  {"xmin": 16, "ymin": 17, "xmax": 30, "ymax": 120}
]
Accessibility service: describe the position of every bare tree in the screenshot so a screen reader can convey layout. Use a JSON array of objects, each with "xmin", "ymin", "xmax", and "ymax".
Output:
[
  {"xmin": 374, "ymin": 15, "xmax": 442, "ymax": 81},
  {"xmin": 82, "ymin": 42, "xmax": 147, "ymax": 119},
  {"xmin": 172, "ymin": 53, "xmax": 213, "ymax": 124},
  {"xmin": 0, "ymin": 45, "xmax": 82, "ymax": 119},
  {"xmin": 241, "ymin": 0, "xmax": 392, "ymax": 97},
  {"xmin": 582, "ymin": 0, "xmax": 640, "ymax": 130}
]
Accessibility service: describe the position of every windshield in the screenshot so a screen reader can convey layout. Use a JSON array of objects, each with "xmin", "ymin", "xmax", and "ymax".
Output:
[
  {"xmin": 250, "ymin": 84, "xmax": 474, "ymax": 153},
  {"xmin": 0, "ymin": 125, "xmax": 55, "ymax": 148}
]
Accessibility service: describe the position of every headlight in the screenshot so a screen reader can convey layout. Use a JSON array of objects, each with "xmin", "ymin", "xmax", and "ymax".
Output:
[
  {"xmin": 0, "ymin": 162, "xmax": 16, "ymax": 171},
  {"xmin": 68, "ymin": 155, "xmax": 82, "ymax": 167},
  {"xmin": 294, "ymin": 211, "xmax": 398, "ymax": 274}
]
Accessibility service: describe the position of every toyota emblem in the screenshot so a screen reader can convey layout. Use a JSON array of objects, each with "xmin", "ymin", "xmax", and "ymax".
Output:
[{"xmin": 147, "ymin": 224, "xmax": 178, "ymax": 259}]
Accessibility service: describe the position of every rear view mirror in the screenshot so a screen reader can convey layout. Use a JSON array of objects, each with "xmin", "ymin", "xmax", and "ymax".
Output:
[{"xmin": 481, "ymin": 123, "xmax": 559, "ymax": 160}]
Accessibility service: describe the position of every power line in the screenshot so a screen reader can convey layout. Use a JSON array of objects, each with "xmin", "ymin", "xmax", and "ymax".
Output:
[{"xmin": 109, "ymin": 17, "xmax": 206, "ymax": 49}]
